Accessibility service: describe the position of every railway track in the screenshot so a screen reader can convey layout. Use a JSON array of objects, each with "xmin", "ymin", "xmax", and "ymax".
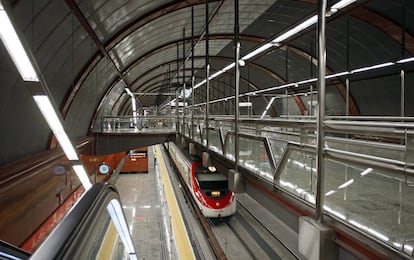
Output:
[
  {"xmin": 162, "ymin": 144, "xmax": 299, "ymax": 259},
  {"xmin": 210, "ymin": 200, "xmax": 300, "ymax": 260}
]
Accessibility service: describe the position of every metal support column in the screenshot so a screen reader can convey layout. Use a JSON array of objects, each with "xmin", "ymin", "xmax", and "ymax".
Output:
[
  {"xmin": 401, "ymin": 0, "xmax": 406, "ymax": 118},
  {"xmin": 176, "ymin": 43, "xmax": 180, "ymax": 134},
  {"xmin": 401, "ymin": 69, "xmax": 405, "ymax": 117},
  {"xmin": 168, "ymin": 66, "xmax": 172, "ymax": 124},
  {"xmin": 316, "ymin": 0, "xmax": 327, "ymax": 223},
  {"xmin": 234, "ymin": 0, "xmax": 240, "ymax": 171},
  {"xmin": 205, "ymin": 0, "xmax": 210, "ymax": 148},
  {"xmin": 345, "ymin": 78, "xmax": 350, "ymax": 117},
  {"xmin": 176, "ymin": 89, "xmax": 179, "ymax": 133},
  {"xmin": 183, "ymin": 27, "xmax": 186, "ymax": 135},
  {"xmin": 191, "ymin": 6, "xmax": 195, "ymax": 140}
]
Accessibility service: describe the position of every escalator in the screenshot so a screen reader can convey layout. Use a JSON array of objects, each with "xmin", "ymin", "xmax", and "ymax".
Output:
[{"xmin": 1, "ymin": 183, "xmax": 137, "ymax": 260}]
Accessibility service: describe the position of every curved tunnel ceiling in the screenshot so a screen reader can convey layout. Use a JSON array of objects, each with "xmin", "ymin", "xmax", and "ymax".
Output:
[
  {"xmin": 60, "ymin": 0, "xmax": 414, "ymax": 125},
  {"xmin": 1, "ymin": 0, "xmax": 414, "ymax": 164}
]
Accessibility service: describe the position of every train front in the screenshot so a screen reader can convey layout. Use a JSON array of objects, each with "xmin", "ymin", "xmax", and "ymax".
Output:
[{"xmin": 193, "ymin": 166, "xmax": 236, "ymax": 219}]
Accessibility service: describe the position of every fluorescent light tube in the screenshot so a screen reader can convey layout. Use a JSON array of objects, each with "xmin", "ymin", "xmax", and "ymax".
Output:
[
  {"xmin": 351, "ymin": 62, "xmax": 394, "ymax": 74},
  {"xmin": 33, "ymin": 95, "xmax": 79, "ymax": 160},
  {"xmin": 222, "ymin": 63, "xmax": 235, "ymax": 72},
  {"xmin": 0, "ymin": 3, "xmax": 38, "ymax": 81},
  {"xmin": 125, "ymin": 88, "xmax": 133, "ymax": 96},
  {"xmin": 242, "ymin": 43, "xmax": 273, "ymax": 60},
  {"xmin": 193, "ymin": 79, "xmax": 206, "ymax": 90},
  {"xmin": 325, "ymin": 71, "xmax": 350, "ymax": 79},
  {"xmin": 265, "ymin": 97, "xmax": 276, "ymax": 110},
  {"xmin": 210, "ymin": 70, "xmax": 223, "ymax": 79},
  {"xmin": 296, "ymin": 78, "xmax": 318, "ymax": 85},
  {"xmin": 239, "ymin": 102, "xmax": 252, "ymax": 107},
  {"xmin": 397, "ymin": 56, "xmax": 414, "ymax": 64},
  {"xmin": 330, "ymin": 0, "xmax": 358, "ymax": 10},
  {"xmin": 272, "ymin": 15, "xmax": 317, "ymax": 44},
  {"xmin": 261, "ymin": 97, "xmax": 276, "ymax": 119},
  {"xmin": 72, "ymin": 165, "xmax": 92, "ymax": 190}
]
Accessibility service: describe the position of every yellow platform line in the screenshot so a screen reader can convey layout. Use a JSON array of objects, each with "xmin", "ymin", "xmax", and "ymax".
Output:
[
  {"xmin": 154, "ymin": 145, "xmax": 195, "ymax": 260},
  {"xmin": 96, "ymin": 221, "xmax": 117, "ymax": 260}
]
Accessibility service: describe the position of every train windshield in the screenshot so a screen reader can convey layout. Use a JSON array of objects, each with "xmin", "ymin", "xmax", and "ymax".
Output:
[
  {"xmin": 196, "ymin": 175, "xmax": 228, "ymax": 190},
  {"xmin": 195, "ymin": 167, "xmax": 229, "ymax": 199}
]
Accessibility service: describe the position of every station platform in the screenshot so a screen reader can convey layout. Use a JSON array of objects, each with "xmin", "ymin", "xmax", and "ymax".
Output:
[{"xmin": 115, "ymin": 145, "xmax": 194, "ymax": 260}]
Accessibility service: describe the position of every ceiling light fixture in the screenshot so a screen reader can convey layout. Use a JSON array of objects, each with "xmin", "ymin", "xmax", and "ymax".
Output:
[
  {"xmin": 72, "ymin": 165, "xmax": 93, "ymax": 190},
  {"xmin": 125, "ymin": 88, "xmax": 133, "ymax": 96},
  {"xmin": 350, "ymin": 62, "xmax": 394, "ymax": 74},
  {"xmin": 330, "ymin": 0, "xmax": 359, "ymax": 12},
  {"xmin": 33, "ymin": 95, "xmax": 79, "ymax": 160},
  {"xmin": 33, "ymin": 95, "xmax": 93, "ymax": 190},
  {"xmin": 0, "ymin": 2, "xmax": 38, "ymax": 81},
  {"xmin": 397, "ymin": 56, "xmax": 414, "ymax": 64},
  {"xmin": 272, "ymin": 15, "xmax": 318, "ymax": 45},
  {"xmin": 260, "ymin": 97, "xmax": 276, "ymax": 119},
  {"xmin": 242, "ymin": 43, "xmax": 274, "ymax": 61}
]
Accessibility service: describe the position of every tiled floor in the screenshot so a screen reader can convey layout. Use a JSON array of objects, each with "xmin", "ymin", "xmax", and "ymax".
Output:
[{"xmin": 115, "ymin": 146, "xmax": 178, "ymax": 260}]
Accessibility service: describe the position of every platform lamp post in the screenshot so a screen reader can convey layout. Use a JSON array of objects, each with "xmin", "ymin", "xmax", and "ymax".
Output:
[{"xmin": 315, "ymin": 0, "xmax": 327, "ymax": 223}]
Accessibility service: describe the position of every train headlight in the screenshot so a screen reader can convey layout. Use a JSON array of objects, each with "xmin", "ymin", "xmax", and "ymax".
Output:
[
  {"xmin": 211, "ymin": 191, "xmax": 220, "ymax": 197},
  {"xmin": 208, "ymin": 166, "xmax": 217, "ymax": 172}
]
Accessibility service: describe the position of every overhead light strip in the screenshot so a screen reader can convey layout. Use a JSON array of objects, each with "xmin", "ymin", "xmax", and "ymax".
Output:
[
  {"xmin": 72, "ymin": 165, "xmax": 93, "ymax": 190},
  {"xmin": 397, "ymin": 56, "xmax": 414, "ymax": 64},
  {"xmin": 271, "ymin": 15, "xmax": 318, "ymax": 45},
  {"xmin": 33, "ymin": 95, "xmax": 79, "ymax": 160},
  {"xmin": 191, "ymin": 0, "xmax": 359, "ymax": 90},
  {"xmin": 33, "ymin": 95, "xmax": 92, "ymax": 190},
  {"xmin": 1, "ymin": 1, "xmax": 93, "ymax": 191},
  {"xmin": 191, "ymin": 55, "xmax": 412, "ymax": 109},
  {"xmin": 0, "ymin": 2, "xmax": 38, "ymax": 81}
]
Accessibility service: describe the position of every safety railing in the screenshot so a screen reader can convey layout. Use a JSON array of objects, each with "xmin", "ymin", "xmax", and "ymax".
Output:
[
  {"xmin": 30, "ymin": 183, "xmax": 137, "ymax": 260},
  {"xmin": 177, "ymin": 115, "xmax": 414, "ymax": 258},
  {"xmin": 97, "ymin": 116, "xmax": 176, "ymax": 133}
]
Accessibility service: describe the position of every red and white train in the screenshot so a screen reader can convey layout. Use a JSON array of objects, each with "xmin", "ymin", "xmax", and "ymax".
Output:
[{"xmin": 166, "ymin": 142, "xmax": 236, "ymax": 218}]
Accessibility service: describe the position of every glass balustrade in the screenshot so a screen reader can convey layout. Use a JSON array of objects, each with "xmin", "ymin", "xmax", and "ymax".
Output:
[
  {"xmin": 268, "ymin": 138, "xmax": 288, "ymax": 165},
  {"xmin": 224, "ymin": 133, "xmax": 235, "ymax": 161},
  {"xmin": 208, "ymin": 129, "xmax": 223, "ymax": 154},
  {"xmin": 276, "ymin": 149, "xmax": 317, "ymax": 203},
  {"xmin": 96, "ymin": 113, "xmax": 414, "ymax": 258},
  {"xmin": 239, "ymin": 135, "xmax": 274, "ymax": 181},
  {"xmin": 274, "ymin": 144, "xmax": 414, "ymax": 257},
  {"xmin": 97, "ymin": 116, "xmax": 175, "ymax": 133},
  {"xmin": 192, "ymin": 125, "xmax": 201, "ymax": 142}
]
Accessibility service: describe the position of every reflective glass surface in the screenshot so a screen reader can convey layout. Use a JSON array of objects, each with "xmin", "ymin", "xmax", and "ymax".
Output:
[
  {"xmin": 239, "ymin": 136, "xmax": 273, "ymax": 181},
  {"xmin": 209, "ymin": 129, "xmax": 223, "ymax": 154}
]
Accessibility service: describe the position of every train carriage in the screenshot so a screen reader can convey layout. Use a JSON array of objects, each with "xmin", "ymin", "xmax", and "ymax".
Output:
[{"xmin": 166, "ymin": 142, "xmax": 236, "ymax": 218}]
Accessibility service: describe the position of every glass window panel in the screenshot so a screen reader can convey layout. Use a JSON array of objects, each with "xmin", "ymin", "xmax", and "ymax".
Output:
[
  {"xmin": 262, "ymin": 126, "xmax": 302, "ymax": 143},
  {"xmin": 225, "ymin": 133, "xmax": 235, "ymax": 161},
  {"xmin": 238, "ymin": 136, "xmax": 273, "ymax": 181},
  {"xmin": 202, "ymin": 128, "xmax": 207, "ymax": 146},
  {"xmin": 277, "ymin": 150, "xmax": 316, "ymax": 203},
  {"xmin": 192, "ymin": 125, "xmax": 201, "ymax": 142},
  {"xmin": 323, "ymin": 160, "xmax": 414, "ymax": 256},
  {"xmin": 209, "ymin": 129, "xmax": 223, "ymax": 154},
  {"xmin": 326, "ymin": 139, "xmax": 404, "ymax": 161},
  {"xmin": 268, "ymin": 138, "xmax": 287, "ymax": 166}
]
